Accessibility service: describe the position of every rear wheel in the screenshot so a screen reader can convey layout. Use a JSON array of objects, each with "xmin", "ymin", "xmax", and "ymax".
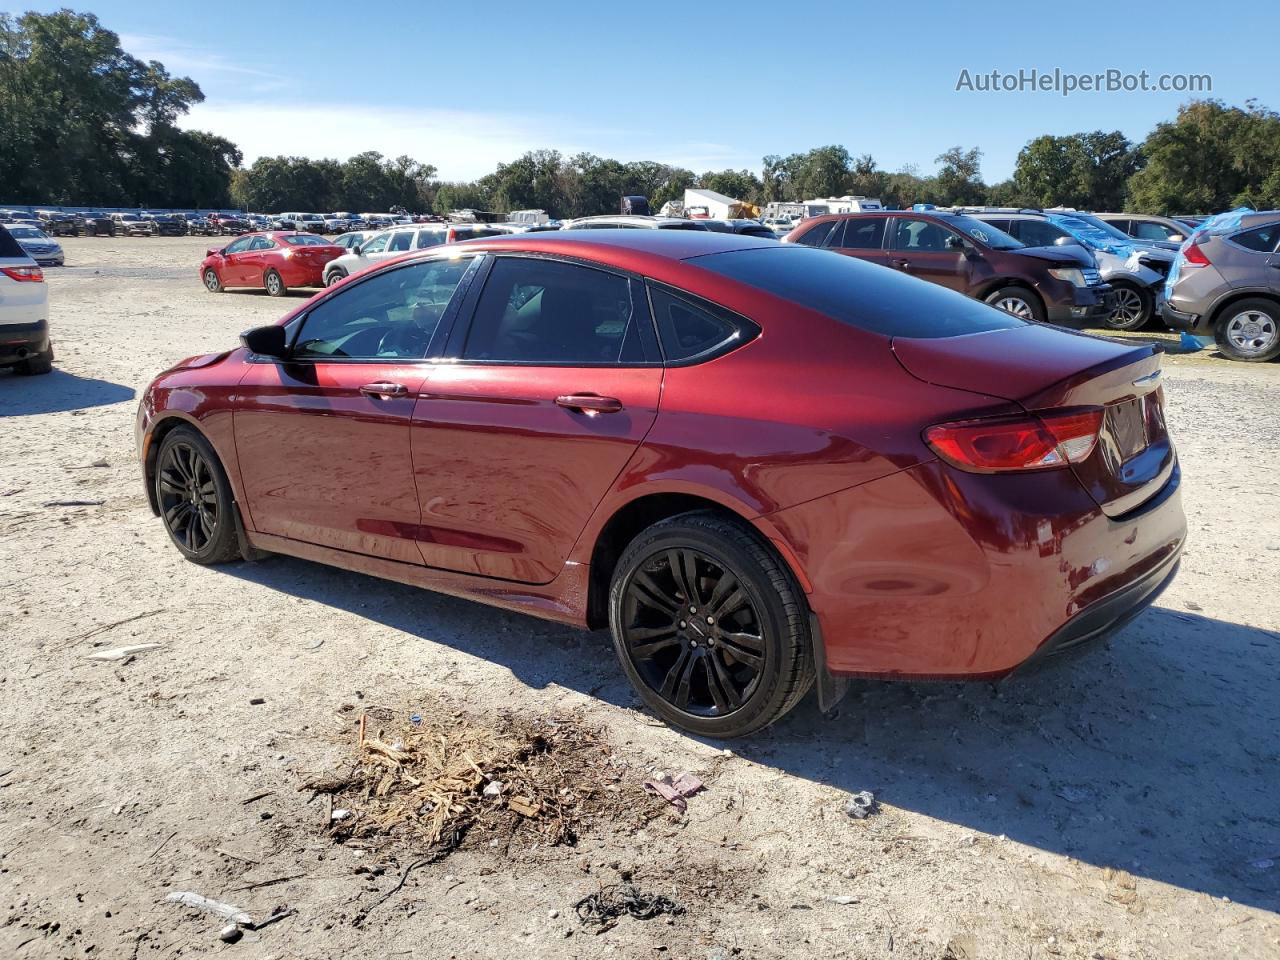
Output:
[
  {"xmin": 608, "ymin": 511, "xmax": 813, "ymax": 738},
  {"xmin": 324, "ymin": 267, "xmax": 346, "ymax": 287},
  {"xmin": 203, "ymin": 268, "xmax": 223, "ymax": 293},
  {"xmin": 1104, "ymin": 280, "xmax": 1152, "ymax": 331},
  {"xmin": 1214, "ymin": 299, "xmax": 1280, "ymax": 362},
  {"xmin": 264, "ymin": 269, "xmax": 286, "ymax": 297},
  {"xmin": 985, "ymin": 286, "xmax": 1045, "ymax": 323},
  {"xmin": 155, "ymin": 427, "xmax": 241, "ymax": 564}
]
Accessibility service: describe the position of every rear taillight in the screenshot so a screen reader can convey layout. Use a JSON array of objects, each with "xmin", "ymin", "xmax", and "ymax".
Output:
[
  {"xmin": 925, "ymin": 408, "xmax": 1103, "ymax": 473},
  {"xmin": 1, "ymin": 265, "xmax": 44, "ymax": 282},
  {"xmin": 1182, "ymin": 235, "xmax": 1211, "ymax": 267}
]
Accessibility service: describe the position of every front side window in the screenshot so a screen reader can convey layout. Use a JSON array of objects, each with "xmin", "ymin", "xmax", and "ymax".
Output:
[
  {"xmin": 892, "ymin": 218, "xmax": 954, "ymax": 252},
  {"xmin": 249, "ymin": 236, "xmax": 274, "ymax": 251},
  {"xmin": 793, "ymin": 220, "xmax": 836, "ymax": 247},
  {"xmin": 292, "ymin": 257, "xmax": 476, "ymax": 361},
  {"xmin": 224, "ymin": 236, "xmax": 254, "ymax": 254},
  {"xmin": 462, "ymin": 257, "xmax": 641, "ymax": 364},
  {"xmin": 1014, "ymin": 219, "xmax": 1071, "ymax": 248},
  {"xmin": 837, "ymin": 218, "xmax": 886, "ymax": 250},
  {"xmin": 1231, "ymin": 223, "xmax": 1280, "ymax": 253},
  {"xmin": 360, "ymin": 232, "xmax": 390, "ymax": 255},
  {"xmin": 1133, "ymin": 221, "xmax": 1174, "ymax": 241}
]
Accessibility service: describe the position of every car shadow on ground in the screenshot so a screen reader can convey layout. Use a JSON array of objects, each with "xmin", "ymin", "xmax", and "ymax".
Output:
[
  {"xmin": 0, "ymin": 368, "xmax": 135, "ymax": 416},
  {"xmin": 224, "ymin": 555, "xmax": 1280, "ymax": 913}
]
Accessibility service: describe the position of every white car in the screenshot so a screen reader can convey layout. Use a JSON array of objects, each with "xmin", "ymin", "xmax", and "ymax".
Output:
[
  {"xmin": 330, "ymin": 230, "xmax": 376, "ymax": 252},
  {"xmin": 559, "ymin": 215, "xmax": 709, "ymax": 231},
  {"xmin": 6, "ymin": 225, "xmax": 65, "ymax": 266},
  {"xmin": 321, "ymin": 223, "xmax": 508, "ymax": 285},
  {"xmin": 0, "ymin": 226, "xmax": 53, "ymax": 375},
  {"xmin": 322, "ymin": 215, "xmax": 348, "ymax": 234}
]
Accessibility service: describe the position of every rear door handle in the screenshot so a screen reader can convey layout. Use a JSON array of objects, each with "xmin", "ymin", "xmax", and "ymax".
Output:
[
  {"xmin": 892, "ymin": 259, "xmax": 911, "ymax": 270},
  {"xmin": 555, "ymin": 393, "xmax": 623, "ymax": 413},
  {"xmin": 359, "ymin": 381, "xmax": 408, "ymax": 397}
]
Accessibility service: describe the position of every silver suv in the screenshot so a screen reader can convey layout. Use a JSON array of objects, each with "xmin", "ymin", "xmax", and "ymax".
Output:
[{"xmin": 1161, "ymin": 211, "xmax": 1280, "ymax": 362}]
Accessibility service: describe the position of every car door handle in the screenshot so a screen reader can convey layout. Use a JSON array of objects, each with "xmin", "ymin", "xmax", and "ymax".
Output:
[
  {"xmin": 359, "ymin": 381, "xmax": 408, "ymax": 397},
  {"xmin": 892, "ymin": 259, "xmax": 911, "ymax": 269},
  {"xmin": 555, "ymin": 393, "xmax": 623, "ymax": 413}
]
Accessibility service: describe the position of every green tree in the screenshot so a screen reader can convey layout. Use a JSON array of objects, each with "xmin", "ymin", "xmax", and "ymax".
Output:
[
  {"xmin": 933, "ymin": 146, "xmax": 986, "ymax": 206},
  {"xmin": 696, "ymin": 169, "xmax": 763, "ymax": 204},
  {"xmin": 1013, "ymin": 131, "xmax": 1138, "ymax": 210}
]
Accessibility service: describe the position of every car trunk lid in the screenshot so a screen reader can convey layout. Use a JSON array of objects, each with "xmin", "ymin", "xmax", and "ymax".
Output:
[{"xmin": 893, "ymin": 324, "xmax": 1174, "ymax": 517}]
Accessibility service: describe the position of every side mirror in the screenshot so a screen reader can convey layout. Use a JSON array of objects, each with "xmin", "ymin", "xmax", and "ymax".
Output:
[
  {"xmin": 945, "ymin": 235, "xmax": 965, "ymax": 250},
  {"xmin": 351, "ymin": 245, "xmax": 362, "ymax": 256},
  {"xmin": 240, "ymin": 324, "xmax": 288, "ymax": 358},
  {"xmin": 1169, "ymin": 233, "xmax": 1184, "ymax": 243},
  {"xmin": 207, "ymin": 247, "xmax": 224, "ymax": 257}
]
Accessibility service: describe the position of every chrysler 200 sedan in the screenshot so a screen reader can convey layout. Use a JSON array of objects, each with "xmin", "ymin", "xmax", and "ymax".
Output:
[{"xmin": 138, "ymin": 230, "xmax": 1186, "ymax": 737}]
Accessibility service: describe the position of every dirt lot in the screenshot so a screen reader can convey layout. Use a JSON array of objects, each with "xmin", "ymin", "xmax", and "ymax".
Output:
[{"xmin": 2, "ymin": 236, "xmax": 1278, "ymax": 960}]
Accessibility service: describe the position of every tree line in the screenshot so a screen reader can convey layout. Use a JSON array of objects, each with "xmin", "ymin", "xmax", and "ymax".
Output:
[{"xmin": 4, "ymin": 10, "xmax": 1279, "ymax": 217}]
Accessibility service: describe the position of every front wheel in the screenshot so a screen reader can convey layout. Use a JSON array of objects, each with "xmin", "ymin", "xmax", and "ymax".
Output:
[
  {"xmin": 324, "ymin": 267, "xmax": 346, "ymax": 287},
  {"xmin": 154, "ymin": 427, "xmax": 242, "ymax": 564},
  {"xmin": 263, "ymin": 269, "xmax": 286, "ymax": 297},
  {"xmin": 985, "ymin": 286, "xmax": 1045, "ymax": 323},
  {"xmin": 608, "ymin": 511, "xmax": 814, "ymax": 738},
  {"xmin": 203, "ymin": 268, "xmax": 223, "ymax": 293},
  {"xmin": 1215, "ymin": 299, "xmax": 1280, "ymax": 362},
  {"xmin": 1104, "ymin": 281, "xmax": 1152, "ymax": 331}
]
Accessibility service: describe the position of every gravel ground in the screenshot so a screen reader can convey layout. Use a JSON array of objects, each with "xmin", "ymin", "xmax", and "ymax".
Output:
[{"xmin": 1, "ymin": 236, "xmax": 1278, "ymax": 960}]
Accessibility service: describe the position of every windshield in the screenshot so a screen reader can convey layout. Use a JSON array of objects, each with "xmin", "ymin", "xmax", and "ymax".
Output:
[
  {"xmin": 301, "ymin": 214, "xmax": 323, "ymax": 222},
  {"xmin": 283, "ymin": 234, "xmax": 330, "ymax": 246},
  {"xmin": 947, "ymin": 215, "xmax": 1022, "ymax": 249},
  {"xmin": 1044, "ymin": 213, "xmax": 1132, "ymax": 255},
  {"xmin": 119, "ymin": 214, "xmax": 139, "ymax": 221},
  {"xmin": 10, "ymin": 227, "xmax": 48, "ymax": 239},
  {"xmin": 691, "ymin": 245, "xmax": 1026, "ymax": 339},
  {"xmin": 1063, "ymin": 212, "xmax": 1135, "ymax": 243}
]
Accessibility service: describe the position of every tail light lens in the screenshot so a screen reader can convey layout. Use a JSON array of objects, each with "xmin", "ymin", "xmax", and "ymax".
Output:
[
  {"xmin": 925, "ymin": 408, "xmax": 1104, "ymax": 473},
  {"xmin": 1182, "ymin": 235, "xmax": 1211, "ymax": 267},
  {"xmin": 1, "ymin": 265, "xmax": 44, "ymax": 282}
]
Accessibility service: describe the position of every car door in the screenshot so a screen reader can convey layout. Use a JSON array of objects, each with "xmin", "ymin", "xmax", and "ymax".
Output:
[
  {"xmin": 235, "ymin": 255, "xmax": 479, "ymax": 563},
  {"xmin": 409, "ymin": 254, "xmax": 663, "ymax": 582},
  {"xmin": 888, "ymin": 217, "xmax": 967, "ymax": 291},
  {"xmin": 219, "ymin": 236, "xmax": 257, "ymax": 285},
  {"xmin": 828, "ymin": 217, "xmax": 890, "ymax": 268},
  {"xmin": 235, "ymin": 235, "xmax": 273, "ymax": 284}
]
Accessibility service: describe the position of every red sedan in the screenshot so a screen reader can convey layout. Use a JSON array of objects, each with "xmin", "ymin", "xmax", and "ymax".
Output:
[
  {"xmin": 141, "ymin": 230, "xmax": 1185, "ymax": 737},
  {"xmin": 200, "ymin": 231, "xmax": 342, "ymax": 296}
]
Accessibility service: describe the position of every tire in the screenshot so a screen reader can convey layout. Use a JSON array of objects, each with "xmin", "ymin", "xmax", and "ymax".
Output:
[
  {"xmin": 985, "ymin": 286, "xmax": 1045, "ymax": 323},
  {"xmin": 203, "ymin": 268, "xmax": 223, "ymax": 293},
  {"xmin": 1214, "ymin": 298, "xmax": 1280, "ymax": 362},
  {"xmin": 154, "ymin": 426, "xmax": 242, "ymax": 564},
  {"xmin": 14, "ymin": 346, "xmax": 53, "ymax": 376},
  {"xmin": 608, "ymin": 510, "xmax": 814, "ymax": 738},
  {"xmin": 1104, "ymin": 280, "xmax": 1152, "ymax": 331},
  {"xmin": 263, "ymin": 269, "xmax": 286, "ymax": 297},
  {"xmin": 324, "ymin": 267, "xmax": 346, "ymax": 287}
]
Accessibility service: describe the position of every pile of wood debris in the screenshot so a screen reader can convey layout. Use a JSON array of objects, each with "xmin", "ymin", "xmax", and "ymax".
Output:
[{"xmin": 301, "ymin": 701, "xmax": 655, "ymax": 857}]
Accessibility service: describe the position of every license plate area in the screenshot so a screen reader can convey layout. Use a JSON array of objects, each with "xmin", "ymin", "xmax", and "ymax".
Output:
[{"xmin": 1106, "ymin": 397, "xmax": 1149, "ymax": 461}]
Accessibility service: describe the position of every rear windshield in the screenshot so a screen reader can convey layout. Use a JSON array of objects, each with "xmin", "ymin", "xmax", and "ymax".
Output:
[
  {"xmin": 691, "ymin": 245, "xmax": 1027, "ymax": 339},
  {"xmin": 283, "ymin": 234, "xmax": 330, "ymax": 246}
]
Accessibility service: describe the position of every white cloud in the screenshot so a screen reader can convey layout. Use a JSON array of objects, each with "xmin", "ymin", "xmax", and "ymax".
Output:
[{"xmin": 119, "ymin": 33, "xmax": 287, "ymax": 91}]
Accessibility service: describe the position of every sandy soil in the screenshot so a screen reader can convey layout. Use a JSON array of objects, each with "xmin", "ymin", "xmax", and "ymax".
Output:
[{"xmin": 1, "ymin": 236, "xmax": 1277, "ymax": 960}]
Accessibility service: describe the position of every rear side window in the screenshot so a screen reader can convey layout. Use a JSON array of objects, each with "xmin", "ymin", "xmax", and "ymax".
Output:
[
  {"xmin": 462, "ymin": 257, "xmax": 642, "ymax": 364},
  {"xmin": 690, "ymin": 246, "xmax": 1026, "ymax": 339},
  {"xmin": 1012, "ymin": 219, "xmax": 1069, "ymax": 248},
  {"xmin": 893, "ymin": 218, "xmax": 953, "ymax": 252},
  {"xmin": 387, "ymin": 231, "xmax": 414, "ymax": 252},
  {"xmin": 648, "ymin": 286, "xmax": 754, "ymax": 363},
  {"xmin": 1232, "ymin": 223, "xmax": 1280, "ymax": 253},
  {"xmin": 793, "ymin": 220, "xmax": 836, "ymax": 247},
  {"xmin": 837, "ymin": 218, "xmax": 886, "ymax": 250}
]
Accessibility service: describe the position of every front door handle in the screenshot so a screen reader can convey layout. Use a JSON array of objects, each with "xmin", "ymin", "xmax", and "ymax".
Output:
[
  {"xmin": 359, "ymin": 381, "xmax": 408, "ymax": 397},
  {"xmin": 555, "ymin": 393, "xmax": 623, "ymax": 414},
  {"xmin": 892, "ymin": 258, "xmax": 911, "ymax": 270}
]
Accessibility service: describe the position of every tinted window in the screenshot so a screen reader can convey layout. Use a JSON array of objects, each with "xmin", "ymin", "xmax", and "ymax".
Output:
[
  {"xmin": 293, "ymin": 257, "xmax": 474, "ymax": 360},
  {"xmin": 1012, "ymin": 219, "xmax": 1071, "ymax": 248},
  {"xmin": 416, "ymin": 229, "xmax": 446, "ymax": 249},
  {"xmin": 224, "ymin": 236, "xmax": 254, "ymax": 254},
  {"xmin": 249, "ymin": 236, "xmax": 273, "ymax": 251},
  {"xmin": 1232, "ymin": 223, "xmax": 1280, "ymax": 253},
  {"xmin": 0, "ymin": 226, "xmax": 24, "ymax": 258},
  {"xmin": 893, "ymin": 218, "xmax": 952, "ymax": 252},
  {"xmin": 691, "ymin": 246, "xmax": 1026, "ymax": 339},
  {"xmin": 649, "ymin": 287, "xmax": 746, "ymax": 362},
  {"xmin": 838, "ymin": 218, "xmax": 885, "ymax": 250},
  {"xmin": 463, "ymin": 257, "xmax": 640, "ymax": 364},
  {"xmin": 946, "ymin": 215, "xmax": 1022, "ymax": 249},
  {"xmin": 388, "ymin": 231, "xmax": 414, "ymax": 252},
  {"xmin": 283, "ymin": 234, "xmax": 330, "ymax": 246},
  {"xmin": 793, "ymin": 220, "xmax": 836, "ymax": 247}
]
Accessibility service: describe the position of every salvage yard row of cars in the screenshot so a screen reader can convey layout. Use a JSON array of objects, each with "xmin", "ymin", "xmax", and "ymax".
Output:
[{"xmin": 0, "ymin": 208, "xmax": 425, "ymax": 238}]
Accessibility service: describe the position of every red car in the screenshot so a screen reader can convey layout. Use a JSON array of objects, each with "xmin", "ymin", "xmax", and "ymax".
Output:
[
  {"xmin": 200, "ymin": 231, "xmax": 342, "ymax": 297},
  {"xmin": 140, "ymin": 231, "xmax": 1185, "ymax": 737}
]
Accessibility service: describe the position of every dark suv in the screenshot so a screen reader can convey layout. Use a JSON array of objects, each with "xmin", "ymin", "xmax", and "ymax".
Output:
[{"xmin": 783, "ymin": 211, "xmax": 1110, "ymax": 325}]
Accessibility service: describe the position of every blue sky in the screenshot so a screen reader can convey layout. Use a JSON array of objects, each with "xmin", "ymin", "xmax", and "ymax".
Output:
[{"xmin": 36, "ymin": 0, "xmax": 1280, "ymax": 182}]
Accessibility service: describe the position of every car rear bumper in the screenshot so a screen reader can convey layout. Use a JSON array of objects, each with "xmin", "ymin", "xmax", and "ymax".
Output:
[
  {"xmin": 765, "ymin": 458, "xmax": 1186, "ymax": 679},
  {"xmin": 0, "ymin": 318, "xmax": 51, "ymax": 365},
  {"xmin": 1161, "ymin": 301, "xmax": 1206, "ymax": 332}
]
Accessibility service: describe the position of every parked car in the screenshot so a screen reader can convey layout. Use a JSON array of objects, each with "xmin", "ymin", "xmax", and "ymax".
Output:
[
  {"xmin": 5, "ymin": 225, "xmax": 65, "ymax": 266},
  {"xmin": 330, "ymin": 230, "xmax": 376, "ymax": 252},
  {"xmin": 200, "ymin": 231, "xmax": 343, "ymax": 296},
  {"xmin": 0, "ymin": 225, "xmax": 53, "ymax": 375},
  {"xmin": 146, "ymin": 214, "xmax": 188, "ymax": 237},
  {"xmin": 140, "ymin": 229, "xmax": 1185, "ymax": 737},
  {"xmin": 206, "ymin": 213, "xmax": 251, "ymax": 236},
  {"xmin": 961, "ymin": 209, "xmax": 1172, "ymax": 330},
  {"xmin": 321, "ymin": 214, "xmax": 347, "ymax": 234},
  {"xmin": 697, "ymin": 219, "xmax": 780, "ymax": 239},
  {"xmin": 322, "ymin": 224, "xmax": 461, "ymax": 286},
  {"xmin": 561, "ymin": 215, "xmax": 709, "ymax": 231},
  {"xmin": 109, "ymin": 213, "xmax": 155, "ymax": 237},
  {"xmin": 1095, "ymin": 213, "xmax": 1199, "ymax": 247},
  {"xmin": 333, "ymin": 212, "xmax": 368, "ymax": 231},
  {"xmin": 81, "ymin": 212, "xmax": 115, "ymax": 237},
  {"xmin": 186, "ymin": 216, "xmax": 219, "ymax": 237},
  {"xmin": 784, "ymin": 211, "xmax": 1110, "ymax": 326},
  {"xmin": 37, "ymin": 211, "xmax": 83, "ymax": 237},
  {"xmin": 245, "ymin": 214, "xmax": 273, "ymax": 232},
  {"xmin": 1161, "ymin": 210, "xmax": 1280, "ymax": 361}
]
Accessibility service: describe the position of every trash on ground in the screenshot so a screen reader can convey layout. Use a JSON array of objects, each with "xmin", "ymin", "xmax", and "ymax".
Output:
[
  {"xmin": 85, "ymin": 643, "xmax": 162, "ymax": 661},
  {"xmin": 574, "ymin": 881, "xmax": 684, "ymax": 932},
  {"xmin": 642, "ymin": 772, "xmax": 705, "ymax": 813},
  {"xmin": 218, "ymin": 924, "xmax": 242, "ymax": 943},
  {"xmin": 822, "ymin": 894, "xmax": 859, "ymax": 905},
  {"xmin": 43, "ymin": 499, "xmax": 104, "ymax": 507},
  {"xmin": 164, "ymin": 891, "xmax": 252, "ymax": 925},
  {"xmin": 844, "ymin": 790, "xmax": 878, "ymax": 819}
]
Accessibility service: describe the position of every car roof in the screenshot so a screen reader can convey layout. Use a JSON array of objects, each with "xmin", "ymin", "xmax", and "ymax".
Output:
[{"xmin": 454, "ymin": 227, "xmax": 778, "ymax": 260}]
